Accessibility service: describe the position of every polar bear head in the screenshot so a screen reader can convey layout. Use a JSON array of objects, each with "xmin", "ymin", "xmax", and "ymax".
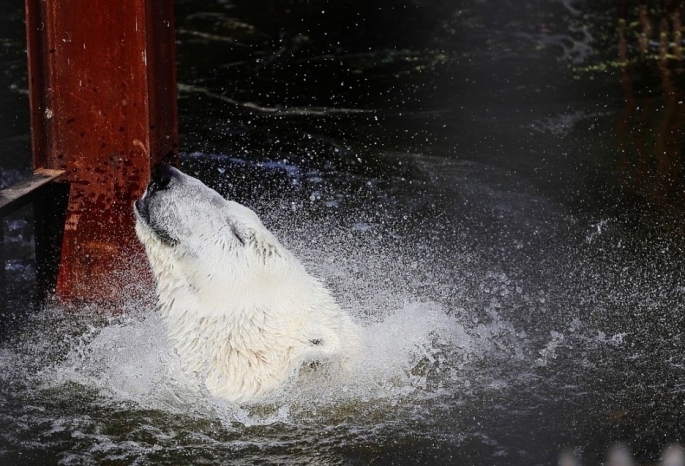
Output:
[
  {"xmin": 133, "ymin": 165, "xmax": 307, "ymax": 317},
  {"xmin": 134, "ymin": 165, "xmax": 259, "ymax": 253}
]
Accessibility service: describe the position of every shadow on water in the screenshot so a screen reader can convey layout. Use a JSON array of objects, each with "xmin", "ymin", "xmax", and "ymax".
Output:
[{"xmin": 2, "ymin": 0, "xmax": 685, "ymax": 465}]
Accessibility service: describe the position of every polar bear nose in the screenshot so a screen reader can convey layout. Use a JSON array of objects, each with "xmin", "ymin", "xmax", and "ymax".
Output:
[{"xmin": 148, "ymin": 165, "xmax": 179, "ymax": 194}]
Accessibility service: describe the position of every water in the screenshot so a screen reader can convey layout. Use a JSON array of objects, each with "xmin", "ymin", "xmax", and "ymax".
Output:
[{"xmin": 2, "ymin": 0, "xmax": 685, "ymax": 464}]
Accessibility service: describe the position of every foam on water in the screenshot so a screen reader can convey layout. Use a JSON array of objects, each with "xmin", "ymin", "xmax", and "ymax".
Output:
[
  {"xmin": 26, "ymin": 299, "xmax": 476, "ymax": 418},
  {"xmin": 46, "ymin": 311, "xmax": 204, "ymax": 412},
  {"xmin": 1, "ymin": 288, "xmax": 623, "ymax": 423}
]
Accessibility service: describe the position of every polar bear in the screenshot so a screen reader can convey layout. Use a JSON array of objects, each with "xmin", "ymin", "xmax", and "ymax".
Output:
[{"xmin": 133, "ymin": 165, "xmax": 361, "ymax": 402}]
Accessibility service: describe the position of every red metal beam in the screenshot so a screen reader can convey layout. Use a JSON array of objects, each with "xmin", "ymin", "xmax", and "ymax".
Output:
[{"xmin": 24, "ymin": 0, "xmax": 179, "ymax": 304}]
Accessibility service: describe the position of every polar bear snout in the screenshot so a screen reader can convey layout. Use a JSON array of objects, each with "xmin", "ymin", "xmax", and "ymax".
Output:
[
  {"xmin": 134, "ymin": 165, "xmax": 190, "ymax": 247},
  {"xmin": 135, "ymin": 165, "xmax": 180, "ymax": 220}
]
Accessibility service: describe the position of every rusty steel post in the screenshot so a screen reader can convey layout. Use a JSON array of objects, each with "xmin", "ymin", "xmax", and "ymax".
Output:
[{"xmin": 24, "ymin": 0, "xmax": 179, "ymax": 304}]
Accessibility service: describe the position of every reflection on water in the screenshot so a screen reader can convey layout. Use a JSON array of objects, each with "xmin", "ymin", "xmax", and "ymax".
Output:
[
  {"xmin": 1, "ymin": 1, "xmax": 685, "ymax": 465},
  {"xmin": 618, "ymin": 0, "xmax": 683, "ymax": 60},
  {"xmin": 617, "ymin": 2, "xmax": 685, "ymax": 233},
  {"xmin": 617, "ymin": 59, "xmax": 685, "ymax": 231}
]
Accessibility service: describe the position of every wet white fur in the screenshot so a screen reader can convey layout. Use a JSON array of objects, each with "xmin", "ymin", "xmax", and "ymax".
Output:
[{"xmin": 134, "ymin": 169, "xmax": 360, "ymax": 402}]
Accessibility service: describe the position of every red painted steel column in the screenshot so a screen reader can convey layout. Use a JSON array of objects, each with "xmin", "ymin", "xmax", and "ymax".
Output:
[{"xmin": 24, "ymin": 0, "xmax": 179, "ymax": 304}]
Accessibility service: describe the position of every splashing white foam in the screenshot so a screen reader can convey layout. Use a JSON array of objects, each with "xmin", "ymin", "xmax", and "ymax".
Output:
[
  {"xmin": 29, "ymin": 290, "xmax": 568, "ymax": 431},
  {"xmin": 46, "ymin": 312, "xmax": 206, "ymax": 412},
  {"xmin": 39, "ymin": 300, "xmax": 473, "ymax": 416}
]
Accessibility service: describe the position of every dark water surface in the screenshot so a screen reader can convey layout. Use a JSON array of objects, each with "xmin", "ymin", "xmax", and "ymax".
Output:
[{"xmin": 2, "ymin": 1, "xmax": 685, "ymax": 465}]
